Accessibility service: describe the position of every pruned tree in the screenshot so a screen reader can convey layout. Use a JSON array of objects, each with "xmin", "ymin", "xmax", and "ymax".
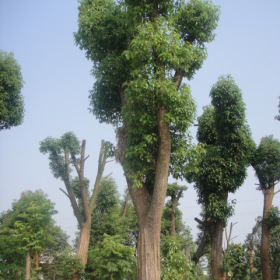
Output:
[
  {"xmin": 40, "ymin": 132, "xmax": 112, "ymax": 271},
  {"xmin": 0, "ymin": 50, "xmax": 24, "ymax": 130},
  {"xmin": 165, "ymin": 183, "xmax": 187, "ymax": 237},
  {"xmin": 251, "ymin": 135, "xmax": 280, "ymax": 280},
  {"xmin": 188, "ymin": 75, "xmax": 254, "ymax": 279},
  {"xmin": 75, "ymin": 1, "xmax": 220, "ymax": 277}
]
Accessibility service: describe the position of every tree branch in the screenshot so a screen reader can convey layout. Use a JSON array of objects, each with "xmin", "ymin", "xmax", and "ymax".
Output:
[
  {"xmin": 173, "ymin": 69, "xmax": 184, "ymax": 89},
  {"xmin": 79, "ymin": 140, "xmax": 91, "ymax": 221},
  {"xmin": 89, "ymin": 140, "xmax": 108, "ymax": 213},
  {"xmin": 195, "ymin": 217, "xmax": 206, "ymax": 227},
  {"xmin": 274, "ymin": 189, "xmax": 280, "ymax": 196},
  {"xmin": 59, "ymin": 188, "xmax": 69, "ymax": 198},
  {"xmin": 104, "ymin": 172, "xmax": 113, "ymax": 179}
]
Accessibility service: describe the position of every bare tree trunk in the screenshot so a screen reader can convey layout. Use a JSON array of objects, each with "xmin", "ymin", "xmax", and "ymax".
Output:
[
  {"xmin": 76, "ymin": 218, "xmax": 91, "ymax": 265},
  {"xmin": 123, "ymin": 101, "xmax": 171, "ymax": 279},
  {"xmin": 122, "ymin": 192, "xmax": 130, "ymax": 218},
  {"xmin": 33, "ymin": 251, "xmax": 39, "ymax": 268},
  {"xmin": 209, "ymin": 219, "xmax": 225, "ymax": 280},
  {"xmin": 25, "ymin": 249, "xmax": 31, "ymax": 280},
  {"xmin": 261, "ymin": 186, "xmax": 274, "ymax": 280},
  {"xmin": 249, "ymin": 249, "xmax": 255, "ymax": 279},
  {"xmin": 137, "ymin": 218, "xmax": 161, "ymax": 279}
]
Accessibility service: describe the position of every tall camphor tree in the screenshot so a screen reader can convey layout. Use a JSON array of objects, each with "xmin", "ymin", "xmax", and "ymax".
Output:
[
  {"xmin": 75, "ymin": 1, "xmax": 220, "ymax": 278},
  {"xmin": 188, "ymin": 76, "xmax": 254, "ymax": 279},
  {"xmin": 0, "ymin": 50, "xmax": 24, "ymax": 130},
  {"xmin": 251, "ymin": 135, "xmax": 280, "ymax": 280},
  {"xmin": 40, "ymin": 132, "xmax": 112, "ymax": 269}
]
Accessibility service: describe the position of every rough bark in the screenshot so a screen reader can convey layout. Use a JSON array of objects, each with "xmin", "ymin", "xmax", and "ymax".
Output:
[
  {"xmin": 76, "ymin": 218, "xmax": 91, "ymax": 265},
  {"xmin": 126, "ymin": 106, "xmax": 171, "ymax": 279},
  {"xmin": 122, "ymin": 192, "xmax": 130, "ymax": 218},
  {"xmin": 209, "ymin": 218, "xmax": 225, "ymax": 280},
  {"xmin": 260, "ymin": 186, "xmax": 274, "ymax": 280},
  {"xmin": 33, "ymin": 251, "xmax": 39, "ymax": 268},
  {"xmin": 25, "ymin": 249, "xmax": 31, "ymax": 280}
]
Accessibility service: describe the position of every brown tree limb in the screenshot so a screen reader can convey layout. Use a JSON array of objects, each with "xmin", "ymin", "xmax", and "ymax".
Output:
[
  {"xmin": 89, "ymin": 140, "xmax": 108, "ymax": 213},
  {"xmin": 122, "ymin": 192, "xmax": 131, "ymax": 218},
  {"xmin": 59, "ymin": 188, "xmax": 69, "ymax": 198}
]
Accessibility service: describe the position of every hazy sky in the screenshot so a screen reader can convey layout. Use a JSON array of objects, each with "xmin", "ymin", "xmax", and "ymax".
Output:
[{"xmin": 1, "ymin": 0, "xmax": 280, "ymax": 246}]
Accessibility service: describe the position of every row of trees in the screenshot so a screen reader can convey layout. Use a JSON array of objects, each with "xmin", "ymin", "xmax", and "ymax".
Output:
[
  {"xmin": 1, "ymin": 0, "xmax": 280, "ymax": 279},
  {"xmin": 0, "ymin": 179, "xmax": 199, "ymax": 279},
  {"xmin": 1, "ymin": 167, "xmax": 279, "ymax": 279}
]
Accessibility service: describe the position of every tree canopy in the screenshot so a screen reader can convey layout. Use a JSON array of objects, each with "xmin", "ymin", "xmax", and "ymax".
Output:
[
  {"xmin": 75, "ymin": 1, "xmax": 220, "ymax": 277},
  {"xmin": 0, "ymin": 190, "xmax": 64, "ymax": 279},
  {"xmin": 252, "ymin": 135, "xmax": 280, "ymax": 190},
  {"xmin": 0, "ymin": 50, "xmax": 24, "ymax": 131},
  {"xmin": 75, "ymin": 0, "xmax": 220, "ymax": 187}
]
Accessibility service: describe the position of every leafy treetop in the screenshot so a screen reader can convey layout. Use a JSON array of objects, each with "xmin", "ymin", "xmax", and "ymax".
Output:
[
  {"xmin": 0, "ymin": 50, "xmax": 24, "ymax": 131},
  {"xmin": 75, "ymin": 0, "xmax": 220, "ymax": 187},
  {"xmin": 190, "ymin": 75, "xmax": 255, "ymax": 221},
  {"xmin": 252, "ymin": 135, "xmax": 280, "ymax": 190}
]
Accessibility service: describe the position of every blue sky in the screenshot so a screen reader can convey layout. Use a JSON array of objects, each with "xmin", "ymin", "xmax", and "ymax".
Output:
[{"xmin": 0, "ymin": 0, "xmax": 280, "ymax": 245}]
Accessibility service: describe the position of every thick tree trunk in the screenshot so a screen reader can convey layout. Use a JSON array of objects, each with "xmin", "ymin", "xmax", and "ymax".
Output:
[
  {"xmin": 126, "ymin": 105, "xmax": 171, "ymax": 279},
  {"xmin": 261, "ymin": 186, "xmax": 274, "ymax": 280},
  {"xmin": 25, "ymin": 249, "xmax": 31, "ymax": 280},
  {"xmin": 137, "ymin": 218, "xmax": 161, "ymax": 279},
  {"xmin": 76, "ymin": 218, "xmax": 91, "ymax": 265},
  {"xmin": 209, "ymin": 219, "xmax": 225, "ymax": 280}
]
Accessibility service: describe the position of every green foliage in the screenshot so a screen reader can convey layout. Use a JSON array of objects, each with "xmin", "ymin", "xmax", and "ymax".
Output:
[
  {"xmin": 252, "ymin": 135, "xmax": 280, "ymax": 190},
  {"xmin": 90, "ymin": 184, "xmax": 138, "ymax": 247},
  {"xmin": 166, "ymin": 182, "xmax": 187, "ymax": 198},
  {"xmin": 175, "ymin": 0, "xmax": 220, "ymax": 45},
  {"xmin": 0, "ymin": 190, "xmax": 65, "ymax": 279},
  {"xmin": 0, "ymin": 50, "xmax": 24, "ymax": 130},
  {"xmin": 265, "ymin": 206, "xmax": 280, "ymax": 229},
  {"xmin": 207, "ymin": 194, "xmax": 235, "ymax": 224},
  {"xmin": 161, "ymin": 235, "xmax": 196, "ymax": 280},
  {"xmin": 45, "ymin": 250, "xmax": 85, "ymax": 280},
  {"xmin": 246, "ymin": 217, "xmax": 280, "ymax": 279},
  {"xmin": 87, "ymin": 234, "xmax": 136, "ymax": 280},
  {"xmin": 190, "ymin": 75, "xmax": 254, "ymax": 222},
  {"xmin": 75, "ymin": 0, "xmax": 220, "ymax": 189},
  {"xmin": 95, "ymin": 177, "xmax": 120, "ymax": 214},
  {"xmin": 39, "ymin": 132, "xmax": 80, "ymax": 179},
  {"xmin": 223, "ymin": 244, "xmax": 250, "ymax": 280}
]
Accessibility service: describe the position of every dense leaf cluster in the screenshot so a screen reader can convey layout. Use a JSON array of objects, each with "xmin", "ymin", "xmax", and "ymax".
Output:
[
  {"xmin": 191, "ymin": 75, "xmax": 255, "ymax": 222},
  {"xmin": 0, "ymin": 50, "xmax": 24, "ymax": 130},
  {"xmin": 252, "ymin": 135, "xmax": 280, "ymax": 190},
  {"xmin": 0, "ymin": 190, "xmax": 66, "ymax": 279},
  {"xmin": 75, "ymin": 0, "xmax": 220, "ymax": 188}
]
